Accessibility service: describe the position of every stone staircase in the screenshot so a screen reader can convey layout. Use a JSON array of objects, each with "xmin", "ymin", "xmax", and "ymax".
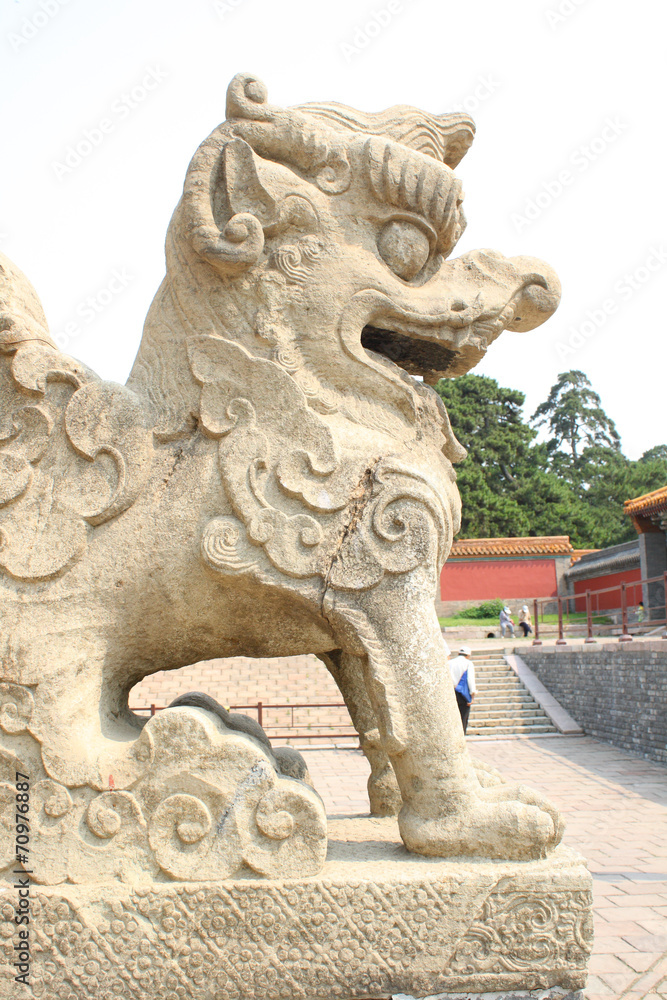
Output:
[{"xmin": 467, "ymin": 650, "xmax": 557, "ymax": 737}]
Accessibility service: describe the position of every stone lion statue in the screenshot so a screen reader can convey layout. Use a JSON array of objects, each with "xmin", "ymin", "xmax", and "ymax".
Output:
[{"xmin": 0, "ymin": 73, "xmax": 563, "ymax": 884}]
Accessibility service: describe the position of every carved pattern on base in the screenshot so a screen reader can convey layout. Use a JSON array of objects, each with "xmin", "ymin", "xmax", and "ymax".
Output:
[
  {"xmin": 446, "ymin": 888, "xmax": 593, "ymax": 974},
  {"xmin": 0, "ymin": 869, "xmax": 593, "ymax": 999}
]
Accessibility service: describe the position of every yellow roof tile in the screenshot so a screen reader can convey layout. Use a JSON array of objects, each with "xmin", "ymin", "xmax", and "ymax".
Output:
[
  {"xmin": 450, "ymin": 536, "xmax": 573, "ymax": 558},
  {"xmin": 624, "ymin": 484, "xmax": 667, "ymax": 517}
]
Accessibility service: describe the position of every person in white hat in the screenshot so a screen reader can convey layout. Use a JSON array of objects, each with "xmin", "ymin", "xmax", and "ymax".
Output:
[
  {"xmin": 449, "ymin": 646, "xmax": 476, "ymax": 734},
  {"xmin": 499, "ymin": 606, "xmax": 515, "ymax": 638},
  {"xmin": 519, "ymin": 605, "xmax": 533, "ymax": 637}
]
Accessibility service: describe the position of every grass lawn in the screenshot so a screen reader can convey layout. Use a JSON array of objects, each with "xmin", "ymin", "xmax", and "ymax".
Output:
[
  {"xmin": 438, "ymin": 612, "xmax": 612, "ymax": 628},
  {"xmin": 438, "ymin": 616, "xmax": 501, "ymax": 628}
]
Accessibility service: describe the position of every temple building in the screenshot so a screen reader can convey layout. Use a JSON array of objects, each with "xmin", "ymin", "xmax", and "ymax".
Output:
[
  {"xmin": 563, "ymin": 541, "xmax": 641, "ymax": 613},
  {"xmin": 624, "ymin": 485, "xmax": 667, "ymax": 620},
  {"xmin": 438, "ymin": 536, "xmax": 580, "ymax": 616},
  {"xmin": 439, "ymin": 488, "xmax": 667, "ymax": 622}
]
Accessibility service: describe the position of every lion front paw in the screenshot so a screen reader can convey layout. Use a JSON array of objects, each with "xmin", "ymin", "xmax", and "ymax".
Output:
[
  {"xmin": 398, "ymin": 783, "xmax": 563, "ymax": 861},
  {"xmin": 470, "ymin": 754, "xmax": 505, "ymax": 788}
]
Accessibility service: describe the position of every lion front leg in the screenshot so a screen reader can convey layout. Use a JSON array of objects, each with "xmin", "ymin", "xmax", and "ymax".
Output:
[
  {"xmin": 318, "ymin": 650, "xmax": 402, "ymax": 817},
  {"xmin": 318, "ymin": 650, "xmax": 506, "ymax": 817},
  {"xmin": 325, "ymin": 567, "xmax": 564, "ymax": 861}
]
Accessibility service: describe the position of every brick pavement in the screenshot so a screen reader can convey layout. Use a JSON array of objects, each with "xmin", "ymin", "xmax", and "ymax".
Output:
[
  {"xmin": 130, "ymin": 636, "xmax": 665, "ymax": 724},
  {"xmin": 131, "ymin": 657, "xmax": 667, "ymax": 995},
  {"xmin": 130, "ymin": 655, "xmax": 356, "ymax": 743},
  {"xmin": 131, "ymin": 654, "xmax": 334, "ymax": 707},
  {"xmin": 304, "ymin": 737, "xmax": 667, "ymax": 1000}
]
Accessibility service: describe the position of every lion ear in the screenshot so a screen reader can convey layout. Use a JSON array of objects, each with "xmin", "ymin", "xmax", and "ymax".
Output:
[{"xmin": 224, "ymin": 138, "xmax": 277, "ymax": 227}]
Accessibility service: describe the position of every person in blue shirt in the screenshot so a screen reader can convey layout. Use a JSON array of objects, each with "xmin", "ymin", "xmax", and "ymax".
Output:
[{"xmin": 449, "ymin": 645, "xmax": 476, "ymax": 734}]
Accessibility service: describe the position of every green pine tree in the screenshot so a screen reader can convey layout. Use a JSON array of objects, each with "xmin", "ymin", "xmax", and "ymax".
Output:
[
  {"xmin": 435, "ymin": 371, "xmax": 667, "ymax": 549},
  {"xmin": 531, "ymin": 370, "xmax": 620, "ymax": 460}
]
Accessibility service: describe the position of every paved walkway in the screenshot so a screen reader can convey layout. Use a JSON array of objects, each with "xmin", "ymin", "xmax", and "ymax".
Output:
[
  {"xmin": 130, "ymin": 654, "xmax": 355, "ymax": 743},
  {"xmin": 130, "ymin": 635, "xmax": 665, "ymax": 717},
  {"xmin": 305, "ymin": 737, "xmax": 667, "ymax": 1000}
]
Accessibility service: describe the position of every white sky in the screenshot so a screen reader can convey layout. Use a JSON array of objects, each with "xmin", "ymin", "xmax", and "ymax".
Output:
[{"xmin": 1, "ymin": 0, "xmax": 665, "ymax": 459}]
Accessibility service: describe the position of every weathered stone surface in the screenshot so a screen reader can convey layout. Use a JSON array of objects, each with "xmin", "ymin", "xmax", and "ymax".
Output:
[
  {"xmin": 0, "ymin": 67, "xmax": 587, "ymax": 1000},
  {"xmin": 0, "ymin": 71, "xmax": 570, "ymax": 938},
  {"xmin": 0, "ymin": 706, "xmax": 327, "ymax": 888},
  {"xmin": 0, "ymin": 825, "xmax": 592, "ymax": 999}
]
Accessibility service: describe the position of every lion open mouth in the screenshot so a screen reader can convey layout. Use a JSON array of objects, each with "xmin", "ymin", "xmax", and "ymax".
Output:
[
  {"xmin": 359, "ymin": 289, "xmax": 529, "ymax": 385},
  {"xmin": 361, "ymin": 325, "xmax": 459, "ymax": 383}
]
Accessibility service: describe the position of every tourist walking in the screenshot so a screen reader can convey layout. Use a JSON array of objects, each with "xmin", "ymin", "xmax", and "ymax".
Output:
[
  {"xmin": 499, "ymin": 606, "xmax": 515, "ymax": 638},
  {"xmin": 519, "ymin": 605, "xmax": 533, "ymax": 637},
  {"xmin": 449, "ymin": 645, "xmax": 476, "ymax": 734}
]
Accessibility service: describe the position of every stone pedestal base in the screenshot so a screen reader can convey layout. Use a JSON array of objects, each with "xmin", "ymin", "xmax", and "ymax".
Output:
[{"xmin": 0, "ymin": 819, "xmax": 592, "ymax": 999}]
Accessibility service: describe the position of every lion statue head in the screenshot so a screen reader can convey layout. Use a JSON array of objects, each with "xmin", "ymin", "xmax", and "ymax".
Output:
[{"xmin": 129, "ymin": 72, "xmax": 560, "ymax": 461}]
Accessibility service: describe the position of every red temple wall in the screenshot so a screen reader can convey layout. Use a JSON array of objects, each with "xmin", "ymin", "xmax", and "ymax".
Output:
[
  {"xmin": 573, "ymin": 568, "xmax": 642, "ymax": 611},
  {"xmin": 440, "ymin": 558, "xmax": 558, "ymax": 602}
]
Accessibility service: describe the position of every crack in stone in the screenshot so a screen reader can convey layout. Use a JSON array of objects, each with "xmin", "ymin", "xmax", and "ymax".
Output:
[
  {"xmin": 161, "ymin": 444, "xmax": 191, "ymax": 488},
  {"xmin": 321, "ymin": 457, "xmax": 381, "ymax": 623}
]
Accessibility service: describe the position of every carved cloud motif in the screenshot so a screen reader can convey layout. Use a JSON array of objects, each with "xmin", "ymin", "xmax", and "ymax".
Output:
[
  {"xmin": 0, "ymin": 340, "xmax": 151, "ymax": 580},
  {"xmin": 189, "ymin": 334, "xmax": 361, "ymax": 580},
  {"xmin": 189, "ymin": 335, "xmax": 453, "ymax": 588}
]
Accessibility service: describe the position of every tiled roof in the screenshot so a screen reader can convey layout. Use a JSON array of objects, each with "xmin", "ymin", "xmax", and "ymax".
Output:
[
  {"xmin": 624, "ymin": 484, "xmax": 667, "ymax": 518},
  {"xmin": 450, "ymin": 536, "xmax": 573, "ymax": 558},
  {"xmin": 565, "ymin": 540, "xmax": 639, "ymax": 581},
  {"xmin": 570, "ymin": 549, "xmax": 599, "ymax": 565}
]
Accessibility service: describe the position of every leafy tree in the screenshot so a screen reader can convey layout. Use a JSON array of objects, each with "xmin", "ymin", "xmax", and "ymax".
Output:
[
  {"xmin": 630, "ymin": 449, "xmax": 667, "ymax": 495},
  {"xmin": 435, "ymin": 375, "xmax": 538, "ymax": 537},
  {"xmin": 571, "ymin": 445, "xmax": 667, "ymax": 547},
  {"xmin": 640, "ymin": 445, "xmax": 667, "ymax": 463},
  {"xmin": 436, "ymin": 374, "xmax": 533, "ymax": 484},
  {"xmin": 571, "ymin": 446, "xmax": 639, "ymax": 547},
  {"xmin": 532, "ymin": 370, "xmax": 620, "ymax": 460},
  {"xmin": 435, "ymin": 375, "xmax": 583, "ymax": 538},
  {"xmin": 435, "ymin": 372, "xmax": 667, "ymax": 549}
]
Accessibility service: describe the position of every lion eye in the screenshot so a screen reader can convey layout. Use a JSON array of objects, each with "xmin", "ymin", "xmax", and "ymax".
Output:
[{"xmin": 377, "ymin": 220, "xmax": 431, "ymax": 280}]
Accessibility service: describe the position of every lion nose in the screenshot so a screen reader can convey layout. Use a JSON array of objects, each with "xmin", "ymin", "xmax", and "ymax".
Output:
[
  {"xmin": 445, "ymin": 297, "xmax": 474, "ymax": 326},
  {"xmin": 507, "ymin": 256, "xmax": 562, "ymax": 332}
]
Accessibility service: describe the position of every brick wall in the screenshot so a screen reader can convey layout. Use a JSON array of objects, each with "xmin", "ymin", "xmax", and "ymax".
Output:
[{"xmin": 520, "ymin": 644, "xmax": 667, "ymax": 764}]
